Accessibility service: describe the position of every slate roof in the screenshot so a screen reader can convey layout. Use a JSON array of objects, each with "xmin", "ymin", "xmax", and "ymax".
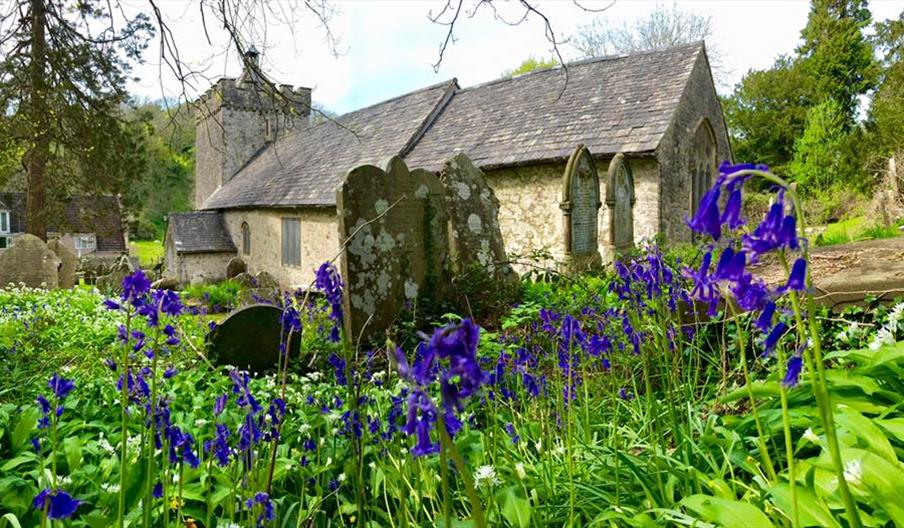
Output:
[
  {"xmin": 0, "ymin": 192, "xmax": 127, "ymax": 252},
  {"xmin": 202, "ymin": 80, "xmax": 458, "ymax": 209},
  {"xmin": 167, "ymin": 211, "xmax": 236, "ymax": 254},
  {"xmin": 202, "ymin": 42, "xmax": 704, "ymax": 210}
]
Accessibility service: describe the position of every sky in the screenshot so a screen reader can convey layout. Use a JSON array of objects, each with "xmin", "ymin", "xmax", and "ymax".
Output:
[{"xmin": 126, "ymin": 0, "xmax": 904, "ymax": 115}]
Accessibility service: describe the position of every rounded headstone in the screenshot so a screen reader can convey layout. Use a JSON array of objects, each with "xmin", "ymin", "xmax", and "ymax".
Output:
[
  {"xmin": 206, "ymin": 304, "xmax": 301, "ymax": 374},
  {"xmin": 0, "ymin": 234, "xmax": 60, "ymax": 289},
  {"xmin": 226, "ymin": 257, "xmax": 247, "ymax": 279},
  {"xmin": 47, "ymin": 239, "xmax": 78, "ymax": 289},
  {"xmin": 151, "ymin": 277, "xmax": 181, "ymax": 290},
  {"xmin": 255, "ymin": 271, "xmax": 280, "ymax": 289}
]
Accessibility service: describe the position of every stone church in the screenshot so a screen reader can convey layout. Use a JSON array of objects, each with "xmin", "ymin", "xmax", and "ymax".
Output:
[{"xmin": 166, "ymin": 42, "xmax": 730, "ymax": 287}]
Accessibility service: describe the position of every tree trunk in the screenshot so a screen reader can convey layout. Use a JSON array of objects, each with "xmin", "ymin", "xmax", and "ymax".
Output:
[{"xmin": 25, "ymin": 0, "xmax": 49, "ymax": 241}]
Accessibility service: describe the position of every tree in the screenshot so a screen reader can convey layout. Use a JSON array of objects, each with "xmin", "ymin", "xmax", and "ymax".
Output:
[
  {"xmin": 797, "ymin": 0, "xmax": 878, "ymax": 126},
  {"xmin": 571, "ymin": 3, "xmax": 714, "ymax": 58},
  {"xmin": 0, "ymin": 0, "xmax": 152, "ymax": 239},
  {"xmin": 789, "ymin": 99, "xmax": 849, "ymax": 193},
  {"xmin": 723, "ymin": 57, "xmax": 816, "ymax": 173},
  {"xmin": 501, "ymin": 56, "xmax": 559, "ymax": 79},
  {"xmin": 867, "ymin": 9, "xmax": 904, "ymax": 157}
]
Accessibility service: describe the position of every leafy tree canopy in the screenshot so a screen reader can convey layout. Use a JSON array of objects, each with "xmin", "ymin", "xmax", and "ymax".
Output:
[{"xmin": 500, "ymin": 56, "xmax": 559, "ymax": 79}]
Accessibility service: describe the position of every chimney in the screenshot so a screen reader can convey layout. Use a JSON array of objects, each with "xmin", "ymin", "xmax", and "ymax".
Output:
[{"xmin": 238, "ymin": 45, "xmax": 263, "ymax": 87}]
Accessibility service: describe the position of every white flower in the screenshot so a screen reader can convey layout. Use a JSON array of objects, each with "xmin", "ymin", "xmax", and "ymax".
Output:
[
  {"xmin": 298, "ymin": 423, "xmax": 311, "ymax": 435},
  {"xmin": 843, "ymin": 459, "xmax": 863, "ymax": 486},
  {"xmin": 101, "ymin": 482, "xmax": 121, "ymax": 493},
  {"xmin": 194, "ymin": 419, "xmax": 208, "ymax": 429},
  {"xmin": 514, "ymin": 462, "xmax": 527, "ymax": 480},
  {"xmin": 473, "ymin": 465, "xmax": 501, "ymax": 489},
  {"xmin": 534, "ymin": 439, "xmax": 542, "ymax": 452},
  {"xmin": 98, "ymin": 435, "xmax": 115, "ymax": 454},
  {"xmin": 338, "ymin": 473, "xmax": 347, "ymax": 483},
  {"xmin": 802, "ymin": 427, "xmax": 819, "ymax": 444},
  {"xmin": 325, "ymin": 457, "xmax": 332, "ymax": 466}
]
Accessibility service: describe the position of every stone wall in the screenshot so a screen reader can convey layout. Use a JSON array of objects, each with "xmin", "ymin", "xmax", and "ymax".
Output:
[
  {"xmin": 487, "ymin": 157, "xmax": 659, "ymax": 269},
  {"xmin": 655, "ymin": 46, "xmax": 732, "ymax": 243},
  {"xmin": 222, "ymin": 208, "xmax": 339, "ymax": 289},
  {"xmin": 176, "ymin": 252, "xmax": 234, "ymax": 285},
  {"xmin": 194, "ymin": 79, "xmax": 312, "ymax": 209}
]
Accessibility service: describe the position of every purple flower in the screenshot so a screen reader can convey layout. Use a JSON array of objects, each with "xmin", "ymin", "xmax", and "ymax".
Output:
[
  {"xmin": 721, "ymin": 189, "xmax": 745, "ymax": 230},
  {"xmin": 104, "ymin": 358, "xmax": 117, "ymax": 371},
  {"xmin": 36, "ymin": 395, "xmax": 51, "ymax": 429},
  {"xmin": 121, "ymin": 270, "xmax": 151, "ymax": 304},
  {"xmin": 763, "ymin": 322, "xmax": 788, "ymax": 357},
  {"xmin": 48, "ymin": 374, "xmax": 75, "ymax": 400},
  {"xmin": 33, "ymin": 488, "xmax": 81, "ymax": 519},
  {"xmin": 618, "ymin": 388, "xmax": 634, "ymax": 401},
  {"xmin": 214, "ymin": 393, "xmax": 228, "ymax": 417},
  {"xmin": 784, "ymin": 258, "xmax": 807, "ymax": 292},
  {"xmin": 783, "ymin": 355, "xmax": 803, "ymax": 388},
  {"xmin": 314, "ymin": 262, "xmax": 344, "ymax": 340},
  {"xmin": 163, "ymin": 367, "xmax": 177, "ymax": 379},
  {"xmin": 504, "ymin": 422, "xmax": 520, "ymax": 444},
  {"xmin": 328, "ymin": 353, "xmax": 347, "ymax": 386},
  {"xmin": 153, "ymin": 482, "xmax": 163, "ymax": 499},
  {"xmin": 103, "ymin": 299, "xmax": 121, "ymax": 311},
  {"xmin": 687, "ymin": 185, "xmax": 722, "ymax": 240}
]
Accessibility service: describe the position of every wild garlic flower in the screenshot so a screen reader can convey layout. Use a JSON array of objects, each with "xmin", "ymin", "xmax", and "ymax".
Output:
[
  {"xmin": 474, "ymin": 465, "xmax": 501, "ymax": 489},
  {"xmin": 802, "ymin": 427, "xmax": 819, "ymax": 443},
  {"xmin": 843, "ymin": 459, "xmax": 863, "ymax": 486},
  {"xmin": 515, "ymin": 462, "xmax": 527, "ymax": 480}
]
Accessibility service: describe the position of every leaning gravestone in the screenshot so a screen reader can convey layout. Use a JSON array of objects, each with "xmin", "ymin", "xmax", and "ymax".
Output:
[
  {"xmin": 440, "ymin": 153, "xmax": 511, "ymax": 278},
  {"xmin": 0, "ymin": 234, "xmax": 61, "ymax": 289},
  {"xmin": 47, "ymin": 239, "xmax": 78, "ymax": 289},
  {"xmin": 560, "ymin": 144, "xmax": 603, "ymax": 269},
  {"xmin": 337, "ymin": 155, "xmax": 449, "ymax": 342},
  {"xmin": 207, "ymin": 304, "xmax": 301, "ymax": 373},
  {"xmin": 605, "ymin": 152, "xmax": 636, "ymax": 255}
]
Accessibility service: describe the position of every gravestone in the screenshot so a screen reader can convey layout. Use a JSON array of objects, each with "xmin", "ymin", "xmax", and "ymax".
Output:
[
  {"xmin": 47, "ymin": 239, "xmax": 78, "ymax": 289},
  {"xmin": 440, "ymin": 153, "xmax": 511, "ymax": 279},
  {"xmin": 207, "ymin": 304, "xmax": 301, "ymax": 373},
  {"xmin": 606, "ymin": 152, "xmax": 636, "ymax": 254},
  {"xmin": 0, "ymin": 234, "xmax": 61, "ymax": 289},
  {"xmin": 560, "ymin": 145, "xmax": 602, "ymax": 269},
  {"xmin": 226, "ymin": 257, "xmax": 247, "ymax": 279},
  {"xmin": 95, "ymin": 254, "xmax": 135, "ymax": 294},
  {"xmin": 337, "ymin": 156, "xmax": 449, "ymax": 341}
]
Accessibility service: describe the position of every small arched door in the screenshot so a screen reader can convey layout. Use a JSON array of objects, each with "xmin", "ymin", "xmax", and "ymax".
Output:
[{"xmin": 606, "ymin": 153, "xmax": 635, "ymax": 252}]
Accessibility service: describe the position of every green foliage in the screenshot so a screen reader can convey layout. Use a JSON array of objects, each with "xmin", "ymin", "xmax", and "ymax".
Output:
[
  {"xmin": 123, "ymin": 102, "xmax": 195, "ymax": 239},
  {"xmin": 789, "ymin": 99, "xmax": 854, "ymax": 195},
  {"xmin": 500, "ymin": 57, "xmax": 559, "ymax": 79},
  {"xmin": 868, "ymin": 10, "xmax": 904, "ymax": 158},
  {"xmin": 723, "ymin": 57, "xmax": 814, "ymax": 173},
  {"xmin": 797, "ymin": 0, "xmax": 878, "ymax": 125},
  {"xmin": 182, "ymin": 280, "xmax": 242, "ymax": 312}
]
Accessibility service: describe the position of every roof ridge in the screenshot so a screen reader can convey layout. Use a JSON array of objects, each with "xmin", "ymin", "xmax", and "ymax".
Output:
[
  {"xmin": 399, "ymin": 80, "xmax": 459, "ymax": 158},
  {"xmin": 334, "ymin": 78, "xmax": 459, "ymax": 120},
  {"xmin": 458, "ymin": 41, "xmax": 704, "ymax": 93}
]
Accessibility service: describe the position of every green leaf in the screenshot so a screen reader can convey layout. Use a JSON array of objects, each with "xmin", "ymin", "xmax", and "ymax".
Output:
[
  {"xmin": 500, "ymin": 487, "xmax": 531, "ymax": 528},
  {"xmin": 63, "ymin": 436, "xmax": 83, "ymax": 472},
  {"xmin": 876, "ymin": 418, "xmax": 904, "ymax": 445},
  {"xmin": 0, "ymin": 513, "xmax": 22, "ymax": 528},
  {"xmin": 835, "ymin": 407, "xmax": 896, "ymax": 462},
  {"xmin": 720, "ymin": 381, "xmax": 781, "ymax": 404},
  {"xmin": 11, "ymin": 408, "xmax": 38, "ymax": 452},
  {"xmin": 680, "ymin": 494, "xmax": 774, "ymax": 528},
  {"xmin": 769, "ymin": 483, "xmax": 840, "ymax": 528}
]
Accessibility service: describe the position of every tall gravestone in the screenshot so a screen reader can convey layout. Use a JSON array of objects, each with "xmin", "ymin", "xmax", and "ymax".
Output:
[
  {"xmin": 606, "ymin": 152, "xmax": 636, "ymax": 254},
  {"xmin": 560, "ymin": 145, "xmax": 602, "ymax": 269},
  {"xmin": 337, "ymin": 156, "xmax": 449, "ymax": 341},
  {"xmin": 440, "ymin": 153, "xmax": 510, "ymax": 278},
  {"xmin": 0, "ymin": 234, "xmax": 61, "ymax": 289},
  {"xmin": 47, "ymin": 239, "xmax": 78, "ymax": 289}
]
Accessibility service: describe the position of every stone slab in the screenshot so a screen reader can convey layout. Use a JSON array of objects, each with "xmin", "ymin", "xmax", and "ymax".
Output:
[
  {"xmin": 207, "ymin": 304, "xmax": 301, "ymax": 373},
  {"xmin": 0, "ymin": 234, "xmax": 60, "ymax": 289}
]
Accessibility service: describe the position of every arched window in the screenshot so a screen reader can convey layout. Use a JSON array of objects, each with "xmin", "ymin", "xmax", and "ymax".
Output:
[
  {"xmin": 241, "ymin": 222, "xmax": 251, "ymax": 256},
  {"xmin": 690, "ymin": 119, "xmax": 717, "ymax": 216}
]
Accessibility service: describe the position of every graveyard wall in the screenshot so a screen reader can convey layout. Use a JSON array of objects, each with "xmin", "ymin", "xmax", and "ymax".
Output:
[
  {"xmin": 655, "ymin": 47, "xmax": 732, "ymax": 243},
  {"xmin": 222, "ymin": 208, "xmax": 339, "ymax": 289}
]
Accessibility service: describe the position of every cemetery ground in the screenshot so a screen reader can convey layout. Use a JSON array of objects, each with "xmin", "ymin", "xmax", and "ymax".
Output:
[{"xmin": 5, "ymin": 169, "xmax": 904, "ymax": 527}]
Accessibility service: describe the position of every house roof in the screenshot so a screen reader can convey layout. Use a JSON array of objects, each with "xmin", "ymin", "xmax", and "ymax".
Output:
[
  {"xmin": 0, "ymin": 192, "xmax": 127, "ymax": 252},
  {"xmin": 202, "ymin": 42, "xmax": 704, "ymax": 210},
  {"xmin": 166, "ymin": 211, "xmax": 236, "ymax": 254}
]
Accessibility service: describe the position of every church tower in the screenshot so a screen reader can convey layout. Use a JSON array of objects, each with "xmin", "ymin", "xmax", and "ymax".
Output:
[{"xmin": 193, "ymin": 47, "xmax": 311, "ymax": 209}]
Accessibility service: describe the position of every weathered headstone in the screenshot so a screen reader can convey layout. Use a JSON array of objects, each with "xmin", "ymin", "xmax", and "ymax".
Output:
[
  {"xmin": 606, "ymin": 152, "xmax": 636, "ymax": 254},
  {"xmin": 207, "ymin": 304, "xmax": 301, "ymax": 373},
  {"xmin": 226, "ymin": 257, "xmax": 247, "ymax": 279},
  {"xmin": 47, "ymin": 239, "xmax": 78, "ymax": 289},
  {"xmin": 337, "ymin": 155, "xmax": 449, "ymax": 341},
  {"xmin": 440, "ymin": 153, "xmax": 512, "ymax": 279},
  {"xmin": 151, "ymin": 277, "xmax": 181, "ymax": 291},
  {"xmin": 0, "ymin": 234, "xmax": 61, "ymax": 289},
  {"xmin": 560, "ymin": 145, "xmax": 603, "ymax": 269},
  {"xmin": 95, "ymin": 254, "xmax": 135, "ymax": 294}
]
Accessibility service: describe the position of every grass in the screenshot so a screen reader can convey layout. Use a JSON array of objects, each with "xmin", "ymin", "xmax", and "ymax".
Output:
[
  {"xmin": 129, "ymin": 239, "xmax": 164, "ymax": 267},
  {"xmin": 814, "ymin": 215, "xmax": 901, "ymax": 247}
]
